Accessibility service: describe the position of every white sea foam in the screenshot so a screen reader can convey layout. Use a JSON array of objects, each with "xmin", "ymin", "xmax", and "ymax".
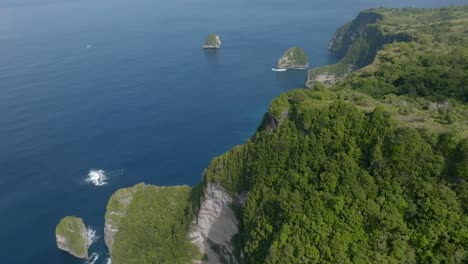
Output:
[
  {"xmin": 85, "ymin": 253, "xmax": 99, "ymax": 264},
  {"xmin": 104, "ymin": 257, "xmax": 112, "ymax": 264},
  {"xmin": 272, "ymin": 68, "xmax": 287, "ymax": 72},
  {"xmin": 87, "ymin": 227, "xmax": 99, "ymax": 247},
  {"xmin": 85, "ymin": 169, "xmax": 108, "ymax": 186}
]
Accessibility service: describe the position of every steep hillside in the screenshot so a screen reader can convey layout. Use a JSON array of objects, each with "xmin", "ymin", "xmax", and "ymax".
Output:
[
  {"xmin": 204, "ymin": 88, "xmax": 467, "ymax": 263},
  {"xmin": 306, "ymin": 6, "xmax": 468, "ymax": 89}
]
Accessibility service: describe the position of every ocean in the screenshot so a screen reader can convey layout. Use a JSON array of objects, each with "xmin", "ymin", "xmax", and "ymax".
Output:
[{"xmin": 0, "ymin": 0, "xmax": 464, "ymax": 263}]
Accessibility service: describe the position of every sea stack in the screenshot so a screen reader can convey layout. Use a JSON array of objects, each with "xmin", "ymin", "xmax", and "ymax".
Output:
[
  {"xmin": 55, "ymin": 216, "xmax": 89, "ymax": 259},
  {"xmin": 203, "ymin": 33, "xmax": 222, "ymax": 48},
  {"xmin": 276, "ymin": 47, "xmax": 309, "ymax": 69}
]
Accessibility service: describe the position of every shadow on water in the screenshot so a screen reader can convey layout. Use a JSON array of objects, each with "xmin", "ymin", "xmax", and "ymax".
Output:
[
  {"xmin": 203, "ymin": 48, "xmax": 220, "ymax": 64},
  {"xmin": 274, "ymin": 69, "xmax": 308, "ymax": 90}
]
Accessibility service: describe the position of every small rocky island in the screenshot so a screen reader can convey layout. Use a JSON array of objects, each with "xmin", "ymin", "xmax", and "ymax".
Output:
[
  {"xmin": 276, "ymin": 47, "xmax": 309, "ymax": 69},
  {"xmin": 202, "ymin": 33, "xmax": 222, "ymax": 48},
  {"xmin": 55, "ymin": 216, "xmax": 89, "ymax": 259}
]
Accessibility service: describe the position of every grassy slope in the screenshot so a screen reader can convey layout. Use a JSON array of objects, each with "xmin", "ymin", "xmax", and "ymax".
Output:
[
  {"xmin": 56, "ymin": 216, "xmax": 87, "ymax": 257},
  {"xmin": 110, "ymin": 184, "xmax": 202, "ymax": 264}
]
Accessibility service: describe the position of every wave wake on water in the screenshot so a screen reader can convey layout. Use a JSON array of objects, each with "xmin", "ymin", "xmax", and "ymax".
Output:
[
  {"xmin": 83, "ymin": 228, "xmax": 100, "ymax": 264},
  {"xmin": 84, "ymin": 253, "xmax": 99, "ymax": 264},
  {"xmin": 271, "ymin": 68, "xmax": 287, "ymax": 72}
]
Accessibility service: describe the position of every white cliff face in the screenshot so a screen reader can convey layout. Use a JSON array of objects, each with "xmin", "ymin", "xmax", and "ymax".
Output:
[{"xmin": 190, "ymin": 183, "xmax": 245, "ymax": 264}]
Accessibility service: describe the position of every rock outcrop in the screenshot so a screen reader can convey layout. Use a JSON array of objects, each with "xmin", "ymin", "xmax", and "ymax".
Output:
[
  {"xmin": 305, "ymin": 72, "xmax": 339, "ymax": 88},
  {"xmin": 203, "ymin": 33, "xmax": 222, "ymax": 49},
  {"xmin": 189, "ymin": 183, "xmax": 246, "ymax": 264},
  {"xmin": 104, "ymin": 183, "xmax": 145, "ymax": 253},
  {"xmin": 55, "ymin": 216, "xmax": 89, "ymax": 259},
  {"xmin": 264, "ymin": 109, "xmax": 289, "ymax": 131},
  {"xmin": 305, "ymin": 9, "xmax": 412, "ymax": 88},
  {"xmin": 328, "ymin": 10, "xmax": 383, "ymax": 59},
  {"xmin": 276, "ymin": 47, "xmax": 308, "ymax": 69}
]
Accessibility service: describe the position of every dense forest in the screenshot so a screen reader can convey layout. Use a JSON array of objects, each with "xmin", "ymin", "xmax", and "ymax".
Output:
[
  {"xmin": 108, "ymin": 184, "xmax": 201, "ymax": 264},
  {"xmin": 203, "ymin": 6, "xmax": 468, "ymax": 264},
  {"xmin": 205, "ymin": 88, "xmax": 467, "ymax": 263}
]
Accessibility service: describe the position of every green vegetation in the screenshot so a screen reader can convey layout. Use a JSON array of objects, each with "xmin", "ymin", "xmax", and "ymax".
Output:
[
  {"xmin": 55, "ymin": 216, "xmax": 88, "ymax": 258},
  {"xmin": 110, "ymin": 184, "xmax": 201, "ymax": 264},
  {"xmin": 308, "ymin": 5, "xmax": 468, "ymax": 89},
  {"xmin": 203, "ymin": 33, "xmax": 221, "ymax": 47},
  {"xmin": 204, "ymin": 6, "xmax": 468, "ymax": 263},
  {"xmin": 205, "ymin": 88, "xmax": 468, "ymax": 263},
  {"xmin": 335, "ymin": 41, "xmax": 468, "ymax": 102},
  {"xmin": 277, "ymin": 47, "xmax": 308, "ymax": 69}
]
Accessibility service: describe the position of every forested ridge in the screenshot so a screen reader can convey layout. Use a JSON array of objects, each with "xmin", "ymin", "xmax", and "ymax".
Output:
[{"xmin": 203, "ymin": 6, "xmax": 468, "ymax": 264}]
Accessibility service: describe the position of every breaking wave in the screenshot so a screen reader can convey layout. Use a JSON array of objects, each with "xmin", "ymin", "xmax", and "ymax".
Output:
[{"xmin": 85, "ymin": 169, "xmax": 108, "ymax": 186}]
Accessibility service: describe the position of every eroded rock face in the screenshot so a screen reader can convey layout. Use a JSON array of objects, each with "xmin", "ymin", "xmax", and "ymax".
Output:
[
  {"xmin": 328, "ymin": 11, "xmax": 383, "ymax": 58},
  {"xmin": 104, "ymin": 183, "xmax": 145, "ymax": 252},
  {"xmin": 189, "ymin": 183, "xmax": 245, "ymax": 264},
  {"xmin": 56, "ymin": 216, "xmax": 89, "ymax": 259},
  {"xmin": 305, "ymin": 72, "xmax": 340, "ymax": 88},
  {"xmin": 265, "ymin": 109, "xmax": 289, "ymax": 131}
]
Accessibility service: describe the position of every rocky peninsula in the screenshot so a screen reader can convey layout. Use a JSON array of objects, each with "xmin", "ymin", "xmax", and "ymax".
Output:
[{"xmin": 55, "ymin": 216, "xmax": 89, "ymax": 259}]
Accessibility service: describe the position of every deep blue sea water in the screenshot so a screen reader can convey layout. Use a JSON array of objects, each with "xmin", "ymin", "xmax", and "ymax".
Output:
[{"xmin": 0, "ymin": 0, "xmax": 465, "ymax": 263}]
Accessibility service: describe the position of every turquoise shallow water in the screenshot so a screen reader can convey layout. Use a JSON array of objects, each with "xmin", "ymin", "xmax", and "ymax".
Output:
[{"xmin": 0, "ymin": 0, "xmax": 464, "ymax": 263}]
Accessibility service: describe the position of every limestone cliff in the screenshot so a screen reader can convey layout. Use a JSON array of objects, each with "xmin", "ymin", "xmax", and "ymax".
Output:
[
  {"xmin": 55, "ymin": 216, "xmax": 89, "ymax": 259},
  {"xmin": 190, "ymin": 183, "xmax": 246, "ymax": 264}
]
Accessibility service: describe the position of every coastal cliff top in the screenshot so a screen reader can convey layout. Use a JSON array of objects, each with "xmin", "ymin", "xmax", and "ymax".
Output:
[{"xmin": 106, "ymin": 183, "xmax": 201, "ymax": 264}]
